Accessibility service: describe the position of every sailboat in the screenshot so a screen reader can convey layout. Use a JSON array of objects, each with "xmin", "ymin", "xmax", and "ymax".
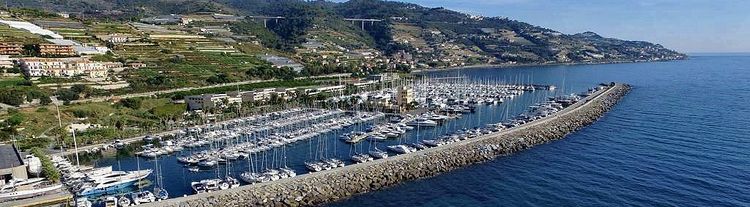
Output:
[{"xmin": 153, "ymin": 157, "xmax": 168, "ymax": 201}]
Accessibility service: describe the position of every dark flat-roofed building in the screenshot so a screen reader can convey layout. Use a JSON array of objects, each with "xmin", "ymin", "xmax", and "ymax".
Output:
[{"xmin": 0, "ymin": 144, "xmax": 28, "ymax": 185}]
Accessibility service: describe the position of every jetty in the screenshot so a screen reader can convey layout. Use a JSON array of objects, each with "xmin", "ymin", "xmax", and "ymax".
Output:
[{"xmin": 138, "ymin": 83, "xmax": 631, "ymax": 207}]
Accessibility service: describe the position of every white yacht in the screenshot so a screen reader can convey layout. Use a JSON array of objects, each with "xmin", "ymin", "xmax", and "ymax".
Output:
[
  {"xmin": 407, "ymin": 118, "xmax": 438, "ymax": 127},
  {"xmin": 0, "ymin": 178, "xmax": 63, "ymax": 201},
  {"xmin": 76, "ymin": 169, "xmax": 152, "ymax": 196}
]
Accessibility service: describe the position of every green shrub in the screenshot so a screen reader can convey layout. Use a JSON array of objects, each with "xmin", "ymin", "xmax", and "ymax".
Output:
[{"xmin": 30, "ymin": 148, "xmax": 60, "ymax": 183}]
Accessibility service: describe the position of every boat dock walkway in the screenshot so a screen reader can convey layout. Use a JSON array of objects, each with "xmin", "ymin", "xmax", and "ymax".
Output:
[{"xmin": 1, "ymin": 190, "xmax": 72, "ymax": 207}]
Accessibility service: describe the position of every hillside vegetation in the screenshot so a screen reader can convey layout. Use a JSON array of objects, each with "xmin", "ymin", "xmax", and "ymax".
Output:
[{"xmin": 3, "ymin": 0, "xmax": 685, "ymax": 66}]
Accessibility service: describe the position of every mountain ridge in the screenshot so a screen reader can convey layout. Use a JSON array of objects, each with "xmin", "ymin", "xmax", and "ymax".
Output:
[{"xmin": 1, "ymin": 0, "xmax": 686, "ymax": 68}]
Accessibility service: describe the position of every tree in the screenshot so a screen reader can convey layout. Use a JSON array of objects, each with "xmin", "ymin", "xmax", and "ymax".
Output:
[
  {"xmin": 120, "ymin": 98, "xmax": 142, "ymax": 109},
  {"xmin": 71, "ymin": 84, "xmax": 91, "ymax": 95},
  {"xmin": 55, "ymin": 89, "xmax": 79, "ymax": 103},
  {"xmin": 207, "ymin": 73, "xmax": 231, "ymax": 84},
  {"xmin": 7, "ymin": 113, "xmax": 24, "ymax": 126},
  {"xmin": 30, "ymin": 148, "xmax": 60, "ymax": 183},
  {"xmin": 0, "ymin": 89, "xmax": 26, "ymax": 106}
]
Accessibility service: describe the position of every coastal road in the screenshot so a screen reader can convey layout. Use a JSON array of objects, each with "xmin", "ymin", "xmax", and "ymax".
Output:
[
  {"xmin": 141, "ymin": 83, "xmax": 622, "ymax": 206},
  {"xmin": 50, "ymin": 73, "xmax": 351, "ymax": 106}
]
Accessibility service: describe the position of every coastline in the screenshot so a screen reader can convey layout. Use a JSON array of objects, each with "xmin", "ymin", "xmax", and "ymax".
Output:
[
  {"xmin": 140, "ymin": 83, "xmax": 632, "ymax": 207},
  {"xmin": 410, "ymin": 58, "xmax": 687, "ymax": 73}
]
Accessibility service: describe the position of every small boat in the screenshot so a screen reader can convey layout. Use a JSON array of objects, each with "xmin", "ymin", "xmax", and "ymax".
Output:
[
  {"xmin": 131, "ymin": 190, "xmax": 156, "ymax": 205},
  {"xmin": 154, "ymin": 187, "xmax": 168, "ymax": 201},
  {"xmin": 188, "ymin": 167, "xmax": 200, "ymax": 172},
  {"xmin": 280, "ymin": 167, "xmax": 296, "ymax": 178},
  {"xmin": 197, "ymin": 160, "xmax": 217, "ymax": 168},
  {"xmin": 114, "ymin": 140, "xmax": 126, "ymax": 150},
  {"xmin": 387, "ymin": 145, "xmax": 415, "ymax": 154},
  {"xmin": 407, "ymin": 118, "xmax": 438, "ymax": 127},
  {"xmin": 104, "ymin": 196, "xmax": 118, "ymax": 207},
  {"xmin": 191, "ymin": 179, "xmax": 221, "ymax": 194},
  {"xmin": 369, "ymin": 148, "xmax": 388, "ymax": 159},
  {"xmin": 222, "ymin": 176, "xmax": 240, "ymax": 189},
  {"xmin": 421, "ymin": 139, "xmax": 443, "ymax": 147},
  {"xmin": 143, "ymin": 135, "xmax": 156, "ymax": 143},
  {"xmin": 351, "ymin": 153, "xmax": 373, "ymax": 163},
  {"xmin": 118, "ymin": 195, "xmax": 131, "ymax": 206},
  {"xmin": 367, "ymin": 134, "xmax": 387, "ymax": 142},
  {"xmin": 240, "ymin": 172, "xmax": 263, "ymax": 184},
  {"xmin": 410, "ymin": 143, "xmax": 427, "ymax": 150},
  {"xmin": 75, "ymin": 197, "xmax": 92, "ymax": 207},
  {"xmin": 305, "ymin": 162, "xmax": 323, "ymax": 172}
]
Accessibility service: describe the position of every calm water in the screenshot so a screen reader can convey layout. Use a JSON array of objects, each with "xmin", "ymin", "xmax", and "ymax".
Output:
[
  {"xmin": 330, "ymin": 55, "xmax": 750, "ymax": 206},
  {"xmin": 77, "ymin": 68, "xmax": 559, "ymax": 204},
  {"xmin": 77, "ymin": 55, "xmax": 750, "ymax": 206}
]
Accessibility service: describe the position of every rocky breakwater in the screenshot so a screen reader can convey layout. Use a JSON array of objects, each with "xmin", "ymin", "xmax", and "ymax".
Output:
[{"xmin": 145, "ymin": 83, "xmax": 632, "ymax": 207}]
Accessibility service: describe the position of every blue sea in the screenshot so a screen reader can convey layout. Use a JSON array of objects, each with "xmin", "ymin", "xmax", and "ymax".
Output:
[
  {"xmin": 329, "ymin": 55, "xmax": 750, "ymax": 206},
  {"xmin": 78, "ymin": 55, "xmax": 750, "ymax": 206}
]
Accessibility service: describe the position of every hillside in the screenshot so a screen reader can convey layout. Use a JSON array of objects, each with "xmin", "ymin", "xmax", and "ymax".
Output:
[{"xmin": 2, "ymin": 0, "xmax": 685, "ymax": 69}]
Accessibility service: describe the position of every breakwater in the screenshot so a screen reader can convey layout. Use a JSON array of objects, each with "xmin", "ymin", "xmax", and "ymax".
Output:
[{"xmin": 143, "ymin": 83, "xmax": 631, "ymax": 207}]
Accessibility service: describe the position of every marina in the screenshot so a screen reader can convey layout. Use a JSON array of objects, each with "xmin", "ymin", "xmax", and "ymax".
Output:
[
  {"xmin": 137, "ymin": 81, "xmax": 629, "ymax": 207},
  {"xmin": 43, "ymin": 76, "xmax": 599, "ymax": 206}
]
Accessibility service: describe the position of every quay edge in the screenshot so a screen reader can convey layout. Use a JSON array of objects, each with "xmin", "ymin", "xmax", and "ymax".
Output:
[{"xmin": 141, "ymin": 83, "xmax": 632, "ymax": 207}]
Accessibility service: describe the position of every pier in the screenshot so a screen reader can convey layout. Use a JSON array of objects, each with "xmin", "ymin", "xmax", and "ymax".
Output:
[{"xmin": 138, "ymin": 83, "xmax": 631, "ymax": 207}]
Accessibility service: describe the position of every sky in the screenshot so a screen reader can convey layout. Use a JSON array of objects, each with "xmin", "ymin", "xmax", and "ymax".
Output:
[{"xmin": 385, "ymin": 0, "xmax": 750, "ymax": 53}]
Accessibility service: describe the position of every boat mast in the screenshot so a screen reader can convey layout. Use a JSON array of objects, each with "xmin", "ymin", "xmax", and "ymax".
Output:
[
  {"xmin": 72, "ymin": 129, "xmax": 80, "ymax": 167},
  {"xmin": 55, "ymin": 103, "xmax": 64, "ymax": 153}
]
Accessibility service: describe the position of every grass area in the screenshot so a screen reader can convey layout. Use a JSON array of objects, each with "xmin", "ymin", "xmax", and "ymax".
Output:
[
  {"xmin": 1, "ymin": 77, "xmax": 331, "ymax": 150},
  {"xmin": 88, "ymin": 22, "xmax": 138, "ymax": 35},
  {"xmin": 3, "ymin": 97, "xmax": 187, "ymax": 149},
  {"xmin": 118, "ymin": 52, "xmax": 270, "ymax": 92},
  {"xmin": 0, "ymin": 77, "xmax": 25, "ymax": 87}
]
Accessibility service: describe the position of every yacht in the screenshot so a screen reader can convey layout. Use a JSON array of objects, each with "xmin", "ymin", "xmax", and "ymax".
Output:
[
  {"xmin": 407, "ymin": 118, "xmax": 438, "ymax": 127},
  {"xmin": 0, "ymin": 178, "xmax": 63, "ymax": 201},
  {"xmin": 76, "ymin": 169, "xmax": 152, "ymax": 196}
]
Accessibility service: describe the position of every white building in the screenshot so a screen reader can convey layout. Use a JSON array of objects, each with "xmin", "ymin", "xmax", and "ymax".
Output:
[
  {"xmin": 18, "ymin": 57, "xmax": 111, "ymax": 78},
  {"xmin": 306, "ymin": 85, "xmax": 346, "ymax": 95},
  {"xmin": 0, "ymin": 55, "xmax": 14, "ymax": 69},
  {"xmin": 185, "ymin": 94, "xmax": 242, "ymax": 111},
  {"xmin": 96, "ymin": 34, "xmax": 129, "ymax": 44}
]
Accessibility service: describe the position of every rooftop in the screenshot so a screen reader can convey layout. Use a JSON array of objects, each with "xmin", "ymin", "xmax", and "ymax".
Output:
[{"xmin": 0, "ymin": 144, "xmax": 24, "ymax": 169}]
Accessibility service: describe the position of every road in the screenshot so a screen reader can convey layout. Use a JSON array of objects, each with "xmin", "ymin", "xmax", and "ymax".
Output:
[
  {"xmin": 70, "ymin": 73, "xmax": 350, "ymax": 104},
  {"xmin": 35, "ymin": 73, "xmax": 349, "ymax": 106}
]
